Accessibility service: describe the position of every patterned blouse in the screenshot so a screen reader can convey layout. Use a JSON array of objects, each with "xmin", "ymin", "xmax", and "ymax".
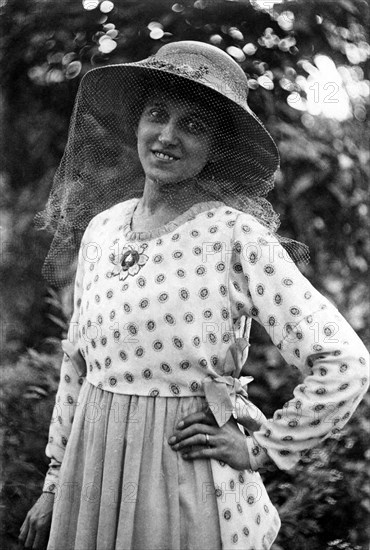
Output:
[{"xmin": 43, "ymin": 199, "xmax": 369, "ymax": 492}]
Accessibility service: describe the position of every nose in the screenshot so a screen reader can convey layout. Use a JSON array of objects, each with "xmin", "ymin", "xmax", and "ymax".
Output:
[{"xmin": 158, "ymin": 120, "xmax": 179, "ymax": 146}]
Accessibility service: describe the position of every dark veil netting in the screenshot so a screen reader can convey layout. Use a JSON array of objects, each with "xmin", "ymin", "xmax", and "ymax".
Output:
[{"xmin": 35, "ymin": 42, "xmax": 309, "ymax": 287}]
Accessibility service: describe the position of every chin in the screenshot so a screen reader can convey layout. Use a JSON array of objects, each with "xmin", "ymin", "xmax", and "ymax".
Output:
[{"xmin": 146, "ymin": 170, "xmax": 186, "ymax": 185}]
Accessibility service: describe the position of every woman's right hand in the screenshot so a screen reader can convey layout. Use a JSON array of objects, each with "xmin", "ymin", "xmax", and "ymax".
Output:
[{"xmin": 18, "ymin": 492, "xmax": 54, "ymax": 549}]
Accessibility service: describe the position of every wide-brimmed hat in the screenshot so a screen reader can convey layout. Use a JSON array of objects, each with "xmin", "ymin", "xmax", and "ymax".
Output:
[
  {"xmin": 36, "ymin": 41, "xmax": 308, "ymax": 288},
  {"xmin": 81, "ymin": 40, "xmax": 279, "ymax": 194}
]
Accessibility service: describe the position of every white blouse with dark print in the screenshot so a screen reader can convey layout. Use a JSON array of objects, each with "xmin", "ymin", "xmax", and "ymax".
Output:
[{"xmin": 43, "ymin": 199, "xmax": 369, "ymax": 492}]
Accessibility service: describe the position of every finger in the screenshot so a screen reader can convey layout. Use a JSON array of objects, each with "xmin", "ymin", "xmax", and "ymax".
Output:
[
  {"xmin": 181, "ymin": 447, "xmax": 220, "ymax": 461},
  {"xmin": 19, "ymin": 516, "xmax": 30, "ymax": 543},
  {"xmin": 176, "ymin": 411, "xmax": 214, "ymax": 429},
  {"xmin": 170, "ymin": 423, "xmax": 217, "ymax": 445},
  {"xmin": 24, "ymin": 524, "xmax": 36, "ymax": 549},
  {"xmin": 174, "ymin": 432, "xmax": 215, "ymax": 450}
]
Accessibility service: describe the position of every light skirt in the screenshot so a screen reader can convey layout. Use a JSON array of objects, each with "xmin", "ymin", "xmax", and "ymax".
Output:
[{"xmin": 47, "ymin": 381, "xmax": 279, "ymax": 550}]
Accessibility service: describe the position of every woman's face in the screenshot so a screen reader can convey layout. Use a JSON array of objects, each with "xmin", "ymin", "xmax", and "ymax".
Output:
[{"xmin": 136, "ymin": 92, "xmax": 217, "ymax": 184}]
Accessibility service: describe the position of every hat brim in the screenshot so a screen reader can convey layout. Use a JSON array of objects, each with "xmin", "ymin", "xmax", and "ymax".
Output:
[{"xmin": 79, "ymin": 61, "xmax": 279, "ymax": 194}]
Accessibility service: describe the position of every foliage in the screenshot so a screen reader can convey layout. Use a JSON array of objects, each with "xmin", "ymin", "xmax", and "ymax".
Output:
[
  {"xmin": 1, "ymin": 0, "xmax": 369, "ymax": 548},
  {"xmin": 0, "ymin": 346, "xmax": 62, "ymax": 549},
  {"xmin": 267, "ymin": 394, "xmax": 370, "ymax": 549},
  {"xmin": 1, "ymin": 344, "xmax": 369, "ymax": 549},
  {"xmin": 1, "ymin": 0, "xmax": 369, "ymax": 353}
]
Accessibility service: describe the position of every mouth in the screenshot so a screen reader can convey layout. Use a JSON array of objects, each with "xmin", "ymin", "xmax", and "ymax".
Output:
[{"xmin": 152, "ymin": 150, "xmax": 180, "ymax": 162}]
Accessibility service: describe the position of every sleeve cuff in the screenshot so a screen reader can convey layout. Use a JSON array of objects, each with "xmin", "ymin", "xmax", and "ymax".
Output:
[
  {"xmin": 245, "ymin": 435, "xmax": 271, "ymax": 470},
  {"xmin": 42, "ymin": 461, "xmax": 61, "ymax": 494}
]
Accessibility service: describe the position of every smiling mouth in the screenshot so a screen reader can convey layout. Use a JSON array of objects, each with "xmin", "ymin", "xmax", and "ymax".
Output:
[{"xmin": 153, "ymin": 151, "xmax": 179, "ymax": 161}]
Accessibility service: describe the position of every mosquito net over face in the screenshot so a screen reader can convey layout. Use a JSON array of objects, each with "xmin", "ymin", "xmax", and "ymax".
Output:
[{"xmin": 35, "ymin": 40, "xmax": 309, "ymax": 287}]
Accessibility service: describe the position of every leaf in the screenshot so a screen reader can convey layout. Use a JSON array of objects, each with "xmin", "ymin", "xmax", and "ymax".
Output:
[
  {"xmin": 46, "ymin": 314, "xmax": 68, "ymax": 330},
  {"xmin": 337, "ymin": 0, "xmax": 359, "ymax": 15},
  {"xmin": 44, "ymin": 296, "xmax": 64, "ymax": 309},
  {"xmin": 25, "ymin": 385, "xmax": 48, "ymax": 397},
  {"xmin": 290, "ymin": 174, "xmax": 315, "ymax": 199}
]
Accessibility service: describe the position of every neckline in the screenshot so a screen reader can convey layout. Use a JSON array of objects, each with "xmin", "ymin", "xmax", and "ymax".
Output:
[{"xmin": 122, "ymin": 198, "xmax": 224, "ymax": 241}]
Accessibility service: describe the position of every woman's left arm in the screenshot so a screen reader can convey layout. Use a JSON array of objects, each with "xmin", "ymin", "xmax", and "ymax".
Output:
[
  {"xmin": 170, "ymin": 213, "xmax": 369, "ymax": 470},
  {"xmin": 229, "ymin": 213, "xmax": 369, "ymax": 471}
]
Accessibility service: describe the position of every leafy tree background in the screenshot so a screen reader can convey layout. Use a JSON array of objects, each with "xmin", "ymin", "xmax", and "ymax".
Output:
[{"xmin": 0, "ymin": 0, "xmax": 369, "ymax": 548}]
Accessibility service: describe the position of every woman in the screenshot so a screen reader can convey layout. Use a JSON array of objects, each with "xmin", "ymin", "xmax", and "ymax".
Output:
[{"xmin": 19, "ymin": 41, "xmax": 369, "ymax": 550}]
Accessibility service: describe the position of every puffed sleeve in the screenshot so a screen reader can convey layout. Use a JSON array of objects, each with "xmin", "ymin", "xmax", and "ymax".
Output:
[
  {"xmin": 42, "ymin": 228, "xmax": 89, "ymax": 493},
  {"xmin": 229, "ymin": 212, "xmax": 369, "ymax": 470}
]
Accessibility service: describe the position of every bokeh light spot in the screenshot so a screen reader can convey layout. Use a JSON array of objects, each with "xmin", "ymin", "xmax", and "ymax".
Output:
[
  {"xmin": 258, "ymin": 75, "xmax": 274, "ymax": 90},
  {"xmin": 148, "ymin": 21, "xmax": 163, "ymax": 30},
  {"xmin": 82, "ymin": 0, "xmax": 99, "ymax": 10},
  {"xmin": 277, "ymin": 11, "xmax": 294, "ymax": 31},
  {"xmin": 354, "ymin": 104, "xmax": 366, "ymax": 121},
  {"xmin": 210, "ymin": 34, "xmax": 223, "ymax": 45},
  {"xmin": 287, "ymin": 92, "xmax": 307, "ymax": 111},
  {"xmin": 62, "ymin": 52, "xmax": 77, "ymax": 66},
  {"xmin": 193, "ymin": 0, "xmax": 207, "ymax": 8},
  {"xmin": 66, "ymin": 61, "xmax": 82, "ymax": 79},
  {"xmin": 229, "ymin": 27, "xmax": 244, "ymax": 41},
  {"xmin": 100, "ymin": 1, "xmax": 114, "ymax": 13},
  {"xmin": 99, "ymin": 37, "xmax": 117, "ymax": 53},
  {"xmin": 226, "ymin": 46, "xmax": 245, "ymax": 62},
  {"xmin": 46, "ymin": 69, "xmax": 65, "ymax": 84},
  {"xmin": 358, "ymin": 204, "xmax": 368, "ymax": 217},
  {"xmin": 28, "ymin": 65, "xmax": 47, "ymax": 85},
  {"xmin": 248, "ymin": 79, "xmax": 259, "ymax": 90},
  {"xmin": 150, "ymin": 28, "xmax": 164, "ymax": 40},
  {"xmin": 171, "ymin": 3, "xmax": 184, "ymax": 12},
  {"xmin": 106, "ymin": 29, "xmax": 118, "ymax": 39},
  {"xmin": 243, "ymin": 43, "xmax": 257, "ymax": 56},
  {"xmin": 279, "ymin": 77, "xmax": 295, "ymax": 92},
  {"xmin": 301, "ymin": 113, "xmax": 315, "ymax": 128}
]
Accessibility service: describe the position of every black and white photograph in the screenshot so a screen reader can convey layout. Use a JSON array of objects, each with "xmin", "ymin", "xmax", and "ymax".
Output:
[{"xmin": 1, "ymin": 1, "xmax": 369, "ymax": 549}]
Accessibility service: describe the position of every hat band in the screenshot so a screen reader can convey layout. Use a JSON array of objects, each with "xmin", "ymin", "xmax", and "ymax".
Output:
[{"xmin": 141, "ymin": 54, "xmax": 248, "ymax": 104}]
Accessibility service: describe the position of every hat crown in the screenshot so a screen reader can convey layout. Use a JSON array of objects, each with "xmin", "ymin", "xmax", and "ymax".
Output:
[{"xmin": 145, "ymin": 40, "xmax": 249, "ymax": 103}]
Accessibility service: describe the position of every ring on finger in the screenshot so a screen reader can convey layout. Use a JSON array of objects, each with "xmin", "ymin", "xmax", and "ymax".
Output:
[{"xmin": 205, "ymin": 433, "xmax": 210, "ymax": 446}]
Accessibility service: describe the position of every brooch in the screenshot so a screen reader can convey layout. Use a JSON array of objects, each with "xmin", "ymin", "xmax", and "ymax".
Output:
[{"xmin": 109, "ymin": 243, "xmax": 149, "ymax": 281}]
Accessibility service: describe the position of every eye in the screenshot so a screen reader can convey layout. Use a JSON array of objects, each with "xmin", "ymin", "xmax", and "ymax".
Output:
[
  {"xmin": 147, "ymin": 107, "xmax": 167, "ymax": 123},
  {"xmin": 183, "ymin": 117, "xmax": 209, "ymax": 135}
]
